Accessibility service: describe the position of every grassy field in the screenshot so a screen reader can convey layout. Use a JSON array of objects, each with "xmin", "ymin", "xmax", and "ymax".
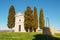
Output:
[{"xmin": 0, "ymin": 32, "xmax": 60, "ymax": 40}]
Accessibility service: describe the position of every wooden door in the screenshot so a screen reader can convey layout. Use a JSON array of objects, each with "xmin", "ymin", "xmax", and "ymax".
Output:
[{"xmin": 19, "ymin": 25, "xmax": 21, "ymax": 31}]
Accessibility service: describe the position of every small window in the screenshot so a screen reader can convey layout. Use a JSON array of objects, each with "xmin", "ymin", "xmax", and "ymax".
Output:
[{"xmin": 19, "ymin": 19, "xmax": 21, "ymax": 21}]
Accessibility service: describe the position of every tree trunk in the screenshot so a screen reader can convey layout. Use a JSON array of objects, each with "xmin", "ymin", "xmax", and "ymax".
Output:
[
  {"xmin": 25, "ymin": 27, "xmax": 28, "ymax": 32},
  {"xmin": 34, "ymin": 28, "xmax": 36, "ymax": 32},
  {"xmin": 10, "ymin": 28, "xmax": 12, "ymax": 32},
  {"xmin": 29, "ymin": 27, "xmax": 32, "ymax": 32},
  {"xmin": 42, "ymin": 29, "xmax": 44, "ymax": 34}
]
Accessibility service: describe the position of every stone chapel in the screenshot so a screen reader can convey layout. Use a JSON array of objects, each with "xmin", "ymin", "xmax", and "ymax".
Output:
[{"xmin": 14, "ymin": 12, "xmax": 25, "ymax": 32}]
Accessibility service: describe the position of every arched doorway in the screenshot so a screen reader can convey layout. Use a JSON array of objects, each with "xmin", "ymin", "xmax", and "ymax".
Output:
[{"xmin": 19, "ymin": 25, "xmax": 21, "ymax": 31}]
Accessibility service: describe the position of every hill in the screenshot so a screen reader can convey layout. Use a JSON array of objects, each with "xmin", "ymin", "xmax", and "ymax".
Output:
[{"xmin": 0, "ymin": 32, "xmax": 60, "ymax": 40}]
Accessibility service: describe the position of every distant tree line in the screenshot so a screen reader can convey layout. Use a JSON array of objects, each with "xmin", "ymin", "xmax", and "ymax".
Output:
[{"xmin": 7, "ymin": 5, "xmax": 45, "ymax": 32}]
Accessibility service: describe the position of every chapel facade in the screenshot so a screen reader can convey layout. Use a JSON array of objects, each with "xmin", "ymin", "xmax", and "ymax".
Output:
[{"xmin": 14, "ymin": 12, "xmax": 25, "ymax": 32}]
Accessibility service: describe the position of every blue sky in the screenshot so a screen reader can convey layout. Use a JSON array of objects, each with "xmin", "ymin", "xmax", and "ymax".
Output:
[{"xmin": 0, "ymin": 0, "xmax": 60, "ymax": 30}]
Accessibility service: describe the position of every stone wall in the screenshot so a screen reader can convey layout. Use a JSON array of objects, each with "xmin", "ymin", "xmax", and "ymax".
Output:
[{"xmin": 43, "ymin": 27, "xmax": 54, "ymax": 36}]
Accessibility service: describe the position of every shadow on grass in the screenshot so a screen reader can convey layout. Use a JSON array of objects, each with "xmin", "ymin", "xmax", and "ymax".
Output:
[{"xmin": 33, "ymin": 34, "xmax": 60, "ymax": 40}]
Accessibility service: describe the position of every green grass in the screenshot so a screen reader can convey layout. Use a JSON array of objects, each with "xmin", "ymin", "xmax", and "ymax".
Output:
[
  {"xmin": 0, "ymin": 32, "xmax": 40, "ymax": 40},
  {"xmin": 0, "ymin": 32, "xmax": 60, "ymax": 40},
  {"xmin": 55, "ymin": 33, "xmax": 60, "ymax": 38}
]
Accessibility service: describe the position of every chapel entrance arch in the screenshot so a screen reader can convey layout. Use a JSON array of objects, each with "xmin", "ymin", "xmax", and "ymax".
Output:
[{"xmin": 19, "ymin": 25, "xmax": 21, "ymax": 31}]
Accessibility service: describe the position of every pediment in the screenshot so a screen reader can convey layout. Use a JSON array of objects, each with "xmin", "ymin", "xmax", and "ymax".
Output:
[{"xmin": 15, "ymin": 12, "xmax": 24, "ymax": 17}]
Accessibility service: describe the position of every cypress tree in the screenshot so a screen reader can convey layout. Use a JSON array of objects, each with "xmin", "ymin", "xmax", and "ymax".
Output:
[
  {"xmin": 39, "ymin": 8, "xmax": 45, "ymax": 29},
  {"xmin": 7, "ymin": 5, "xmax": 16, "ymax": 31},
  {"xmin": 24, "ymin": 6, "xmax": 34, "ymax": 32},
  {"xmin": 33, "ymin": 6, "xmax": 38, "ymax": 32}
]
